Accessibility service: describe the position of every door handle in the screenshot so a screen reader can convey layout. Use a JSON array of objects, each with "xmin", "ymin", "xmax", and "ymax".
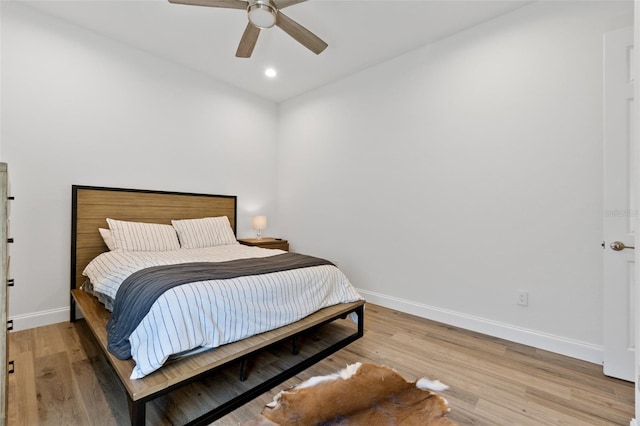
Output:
[{"xmin": 610, "ymin": 241, "xmax": 635, "ymax": 251}]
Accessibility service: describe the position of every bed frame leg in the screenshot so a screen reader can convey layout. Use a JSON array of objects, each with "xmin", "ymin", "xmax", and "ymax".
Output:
[
  {"xmin": 291, "ymin": 336, "xmax": 299, "ymax": 355},
  {"xmin": 239, "ymin": 359, "xmax": 248, "ymax": 382},
  {"xmin": 128, "ymin": 397, "xmax": 145, "ymax": 426},
  {"xmin": 70, "ymin": 297, "xmax": 77, "ymax": 323},
  {"xmin": 357, "ymin": 306, "xmax": 364, "ymax": 336}
]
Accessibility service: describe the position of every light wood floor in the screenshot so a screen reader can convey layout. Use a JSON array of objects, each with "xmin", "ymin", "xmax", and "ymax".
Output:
[{"xmin": 6, "ymin": 303, "xmax": 634, "ymax": 425}]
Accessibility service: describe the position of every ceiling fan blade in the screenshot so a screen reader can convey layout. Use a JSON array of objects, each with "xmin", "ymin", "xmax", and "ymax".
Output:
[
  {"xmin": 168, "ymin": 0, "xmax": 248, "ymax": 10},
  {"xmin": 276, "ymin": 12, "xmax": 327, "ymax": 55},
  {"xmin": 273, "ymin": 0, "xmax": 307, "ymax": 9},
  {"xmin": 236, "ymin": 23, "xmax": 261, "ymax": 58}
]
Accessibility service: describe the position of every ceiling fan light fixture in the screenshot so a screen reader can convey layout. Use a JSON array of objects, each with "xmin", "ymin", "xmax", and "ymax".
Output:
[{"xmin": 248, "ymin": 1, "xmax": 277, "ymax": 29}]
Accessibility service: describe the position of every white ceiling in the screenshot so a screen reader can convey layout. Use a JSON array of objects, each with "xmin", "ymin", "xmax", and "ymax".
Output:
[{"xmin": 20, "ymin": 0, "xmax": 533, "ymax": 102}]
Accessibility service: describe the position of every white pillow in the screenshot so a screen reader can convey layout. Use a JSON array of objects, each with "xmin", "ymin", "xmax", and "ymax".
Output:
[
  {"xmin": 98, "ymin": 228, "xmax": 115, "ymax": 251},
  {"xmin": 106, "ymin": 218, "xmax": 180, "ymax": 252},
  {"xmin": 171, "ymin": 216, "xmax": 237, "ymax": 249}
]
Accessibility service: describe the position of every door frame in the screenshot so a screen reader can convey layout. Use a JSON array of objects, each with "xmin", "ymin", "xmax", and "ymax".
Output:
[{"xmin": 634, "ymin": 1, "xmax": 639, "ymax": 423}]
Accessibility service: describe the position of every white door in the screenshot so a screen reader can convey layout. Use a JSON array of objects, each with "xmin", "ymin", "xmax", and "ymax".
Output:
[{"xmin": 603, "ymin": 25, "xmax": 636, "ymax": 382}]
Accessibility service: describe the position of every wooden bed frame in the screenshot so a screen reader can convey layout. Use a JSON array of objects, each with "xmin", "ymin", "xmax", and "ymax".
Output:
[{"xmin": 69, "ymin": 185, "xmax": 365, "ymax": 426}]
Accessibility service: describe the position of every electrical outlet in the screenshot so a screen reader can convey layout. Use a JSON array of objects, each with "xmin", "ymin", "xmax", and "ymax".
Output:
[{"xmin": 517, "ymin": 291, "xmax": 529, "ymax": 306}]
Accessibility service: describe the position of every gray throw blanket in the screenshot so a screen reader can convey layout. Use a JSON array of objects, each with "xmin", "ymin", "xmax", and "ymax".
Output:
[{"xmin": 107, "ymin": 253, "xmax": 334, "ymax": 360}]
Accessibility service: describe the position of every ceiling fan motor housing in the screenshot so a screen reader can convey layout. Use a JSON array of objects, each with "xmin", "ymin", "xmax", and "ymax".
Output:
[{"xmin": 248, "ymin": 0, "xmax": 277, "ymax": 29}]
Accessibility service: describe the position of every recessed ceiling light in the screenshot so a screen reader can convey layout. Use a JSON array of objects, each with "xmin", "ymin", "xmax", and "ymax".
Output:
[{"xmin": 265, "ymin": 68, "xmax": 277, "ymax": 78}]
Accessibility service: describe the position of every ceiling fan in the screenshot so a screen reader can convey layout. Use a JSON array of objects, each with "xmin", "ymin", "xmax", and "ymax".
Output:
[{"xmin": 168, "ymin": 0, "xmax": 328, "ymax": 58}]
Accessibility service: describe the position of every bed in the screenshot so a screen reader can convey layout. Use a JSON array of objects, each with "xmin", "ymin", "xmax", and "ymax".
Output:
[{"xmin": 69, "ymin": 185, "xmax": 365, "ymax": 426}]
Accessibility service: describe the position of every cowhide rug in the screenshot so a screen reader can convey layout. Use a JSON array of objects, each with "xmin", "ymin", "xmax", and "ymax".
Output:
[{"xmin": 244, "ymin": 362, "xmax": 457, "ymax": 426}]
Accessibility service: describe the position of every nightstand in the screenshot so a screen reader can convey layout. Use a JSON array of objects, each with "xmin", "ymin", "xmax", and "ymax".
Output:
[{"xmin": 238, "ymin": 237, "xmax": 289, "ymax": 251}]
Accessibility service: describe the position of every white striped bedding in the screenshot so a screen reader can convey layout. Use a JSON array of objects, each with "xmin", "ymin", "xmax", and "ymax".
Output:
[{"xmin": 83, "ymin": 244, "xmax": 364, "ymax": 379}]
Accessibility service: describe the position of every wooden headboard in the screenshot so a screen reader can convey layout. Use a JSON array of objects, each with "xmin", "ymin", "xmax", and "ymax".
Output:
[{"xmin": 70, "ymin": 185, "xmax": 237, "ymax": 292}]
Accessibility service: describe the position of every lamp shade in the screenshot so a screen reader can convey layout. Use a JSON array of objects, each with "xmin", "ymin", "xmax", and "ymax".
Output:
[{"xmin": 252, "ymin": 215, "xmax": 267, "ymax": 230}]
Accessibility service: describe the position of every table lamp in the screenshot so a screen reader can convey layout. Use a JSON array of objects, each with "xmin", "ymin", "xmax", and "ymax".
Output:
[{"xmin": 252, "ymin": 215, "xmax": 267, "ymax": 239}]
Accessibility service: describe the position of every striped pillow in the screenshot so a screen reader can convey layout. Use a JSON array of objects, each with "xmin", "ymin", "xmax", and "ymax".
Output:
[
  {"xmin": 171, "ymin": 216, "xmax": 237, "ymax": 249},
  {"xmin": 99, "ymin": 228, "xmax": 115, "ymax": 251},
  {"xmin": 106, "ymin": 218, "xmax": 180, "ymax": 252}
]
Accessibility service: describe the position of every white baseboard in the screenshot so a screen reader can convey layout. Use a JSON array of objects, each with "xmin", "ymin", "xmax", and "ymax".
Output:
[
  {"xmin": 358, "ymin": 289, "xmax": 603, "ymax": 365},
  {"xmin": 630, "ymin": 419, "xmax": 636, "ymax": 426},
  {"xmin": 9, "ymin": 306, "xmax": 69, "ymax": 331}
]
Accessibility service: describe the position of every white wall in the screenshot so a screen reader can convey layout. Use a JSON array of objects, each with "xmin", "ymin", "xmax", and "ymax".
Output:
[
  {"xmin": 278, "ymin": 1, "xmax": 633, "ymax": 363},
  {"xmin": 1, "ymin": 3, "xmax": 280, "ymax": 329}
]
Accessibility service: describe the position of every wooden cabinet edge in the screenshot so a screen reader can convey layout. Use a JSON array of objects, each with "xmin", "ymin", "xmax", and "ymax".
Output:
[{"xmin": 0, "ymin": 163, "xmax": 8, "ymax": 425}]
